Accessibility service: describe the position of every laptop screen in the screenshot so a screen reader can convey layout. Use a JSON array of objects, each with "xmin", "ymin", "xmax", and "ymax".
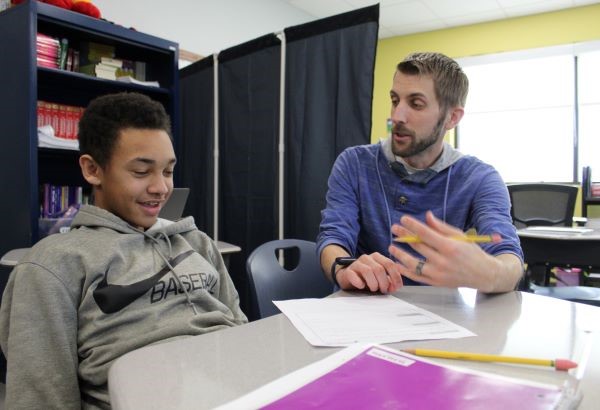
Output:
[{"xmin": 158, "ymin": 188, "xmax": 190, "ymax": 221}]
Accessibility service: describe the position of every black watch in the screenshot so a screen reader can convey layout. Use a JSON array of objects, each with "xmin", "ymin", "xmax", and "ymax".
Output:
[{"xmin": 330, "ymin": 257, "xmax": 357, "ymax": 287}]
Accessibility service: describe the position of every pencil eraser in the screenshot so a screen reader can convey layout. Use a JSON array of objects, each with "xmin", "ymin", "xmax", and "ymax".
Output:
[
  {"xmin": 491, "ymin": 233, "xmax": 502, "ymax": 243},
  {"xmin": 555, "ymin": 359, "xmax": 577, "ymax": 371}
]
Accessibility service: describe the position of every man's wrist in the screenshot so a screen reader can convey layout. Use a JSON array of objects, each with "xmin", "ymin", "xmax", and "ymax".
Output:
[{"xmin": 330, "ymin": 257, "xmax": 357, "ymax": 287}]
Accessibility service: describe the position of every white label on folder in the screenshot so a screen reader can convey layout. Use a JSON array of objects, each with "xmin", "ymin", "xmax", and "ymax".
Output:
[{"xmin": 367, "ymin": 347, "xmax": 414, "ymax": 367}]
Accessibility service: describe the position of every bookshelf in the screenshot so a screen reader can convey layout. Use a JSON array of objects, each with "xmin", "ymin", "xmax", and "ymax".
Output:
[{"xmin": 0, "ymin": 0, "xmax": 179, "ymax": 258}]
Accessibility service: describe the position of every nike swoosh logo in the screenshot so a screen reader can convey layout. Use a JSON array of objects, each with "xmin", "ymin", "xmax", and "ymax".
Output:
[{"xmin": 93, "ymin": 249, "xmax": 195, "ymax": 314}]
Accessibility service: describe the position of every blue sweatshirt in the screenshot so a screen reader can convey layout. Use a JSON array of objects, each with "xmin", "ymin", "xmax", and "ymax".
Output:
[{"xmin": 317, "ymin": 142, "xmax": 523, "ymax": 285}]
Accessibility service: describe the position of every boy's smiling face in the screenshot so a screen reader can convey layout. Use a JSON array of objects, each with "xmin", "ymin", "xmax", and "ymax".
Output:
[{"xmin": 86, "ymin": 128, "xmax": 176, "ymax": 229}]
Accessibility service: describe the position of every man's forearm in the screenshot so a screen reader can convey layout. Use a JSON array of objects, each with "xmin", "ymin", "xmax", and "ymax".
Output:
[{"xmin": 485, "ymin": 253, "xmax": 524, "ymax": 293}]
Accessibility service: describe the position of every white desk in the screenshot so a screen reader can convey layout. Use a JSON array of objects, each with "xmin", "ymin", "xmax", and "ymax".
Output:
[{"xmin": 108, "ymin": 287, "xmax": 600, "ymax": 409}]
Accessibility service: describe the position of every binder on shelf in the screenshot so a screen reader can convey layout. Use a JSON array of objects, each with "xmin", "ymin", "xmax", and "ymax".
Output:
[{"xmin": 217, "ymin": 344, "xmax": 579, "ymax": 410}]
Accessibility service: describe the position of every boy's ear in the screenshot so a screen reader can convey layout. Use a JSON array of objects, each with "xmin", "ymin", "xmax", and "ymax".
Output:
[{"xmin": 79, "ymin": 154, "xmax": 103, "ymax": 186}]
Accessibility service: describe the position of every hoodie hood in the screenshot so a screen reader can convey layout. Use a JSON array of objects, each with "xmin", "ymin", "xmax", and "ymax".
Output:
[
  {"xmin": 71, "ymin": 205, "xmax": 197, "ymax": 237},
  {"xmin": 381, "ymin": 137, "xmax": 463, "ymax": 173}
]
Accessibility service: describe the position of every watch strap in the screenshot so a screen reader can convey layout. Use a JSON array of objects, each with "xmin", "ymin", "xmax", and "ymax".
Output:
[{"xmin": 330, "ymin": 257, "xmax": 357, "ymax": 287}]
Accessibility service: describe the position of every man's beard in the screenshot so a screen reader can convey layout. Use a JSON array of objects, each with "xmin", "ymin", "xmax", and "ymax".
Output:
[{"xmin": 392, "ymin": 111, "xmax": 447, "ymax": 158}]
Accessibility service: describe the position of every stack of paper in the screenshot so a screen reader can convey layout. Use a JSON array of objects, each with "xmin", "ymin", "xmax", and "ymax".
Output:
[{"xmin": 38, "ymin": 125, "xmax": 79, "ymax": 150}]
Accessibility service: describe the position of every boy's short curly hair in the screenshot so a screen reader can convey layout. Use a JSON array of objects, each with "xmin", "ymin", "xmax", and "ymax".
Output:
[
  {"xmin": 78, "ymin": 92, "xmax": 172, "ymax": 167},
  {"xmin": 397, "ymin": 52, "xmax": 469, "ymax": 110}
]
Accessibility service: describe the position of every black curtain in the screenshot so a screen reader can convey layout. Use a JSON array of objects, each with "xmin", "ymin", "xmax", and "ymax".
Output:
[
  {"xmin": 179, "ymin": 5, "xmax": 379, "ymax": 320},
  {"xmin": 179, "ymin": 58, "xmax": 214, "ymax": 234},
  {"xmin": 218, "ymin": 34, "xmax": 281, "ymax": 317},
  {"xmin": 284, "ymin": 5, "xmax": 379, "ymax": 241}
]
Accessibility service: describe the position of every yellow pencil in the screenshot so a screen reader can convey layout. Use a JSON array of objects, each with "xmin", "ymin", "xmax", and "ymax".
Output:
[
  {"xmin": 402, "ymin": 348, "xmax": 577, "ymax": 371},
  {"xmin": 393, "ymin": 234, "xmax": 501, "ymax": 243}
]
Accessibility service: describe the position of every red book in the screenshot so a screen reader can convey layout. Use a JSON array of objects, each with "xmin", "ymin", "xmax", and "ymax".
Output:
[{"xmin": 37, "ymin": 55, "xmax": 58, "ymax": 69}]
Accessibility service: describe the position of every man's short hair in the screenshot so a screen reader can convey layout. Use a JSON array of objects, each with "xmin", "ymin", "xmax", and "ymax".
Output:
[
  {"xmin": 397, "ymin": 52, "xmax": 469, "ymax": 110},
  {"xmin": 78, "ymin": 92, "xmax": 172, "ymax": 167}
]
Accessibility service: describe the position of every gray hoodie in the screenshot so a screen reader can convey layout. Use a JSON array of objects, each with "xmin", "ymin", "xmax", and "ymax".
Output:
[{"xmin": 0, "ymin": 205, "xmax": 248, "ymax": 409}]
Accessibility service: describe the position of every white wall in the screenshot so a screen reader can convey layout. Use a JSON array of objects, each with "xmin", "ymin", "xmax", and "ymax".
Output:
[{"xmin": 94, "ymin": 0, "xmax": 315, "ymax": 57}]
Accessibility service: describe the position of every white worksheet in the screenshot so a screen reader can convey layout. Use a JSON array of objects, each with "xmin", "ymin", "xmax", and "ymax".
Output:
[{"xmin": 273, "ymin": 294, "xmax": 475, "ymax": 347}]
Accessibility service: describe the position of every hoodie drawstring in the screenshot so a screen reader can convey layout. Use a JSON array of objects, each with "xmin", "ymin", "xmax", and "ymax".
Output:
[
  {"xmin": 142, "ymin": 230, "xmax": 199, "ymax": 315},
  {"xmin": 442, "ymin": 165, "xmax": 453, "ymax": 223}
]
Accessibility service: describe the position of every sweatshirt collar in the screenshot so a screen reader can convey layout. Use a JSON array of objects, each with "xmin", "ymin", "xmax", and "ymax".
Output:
[
  {"xmin": 381, "ymin": 136, "xmax": 463, "ymax": 172},
  {"xmin": 381, "ymin": 136, "xmax": 463, "ymax": 182}
]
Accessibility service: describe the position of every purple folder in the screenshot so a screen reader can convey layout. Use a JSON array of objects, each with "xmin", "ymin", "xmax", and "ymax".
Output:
[{"xmin": 263, "ymin": 346, "xmax": 563, "ymax": 409}]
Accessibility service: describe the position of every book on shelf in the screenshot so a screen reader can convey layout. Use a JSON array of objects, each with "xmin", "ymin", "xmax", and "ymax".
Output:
[
  {"xmin": 37, "ymin": 100, "xmax": 83, "ymax": 141},
  {"xmin": 135, "ymin": 61, "xmax": 146, "ymax": 81},
  {"xmin": 36, "ymin": 32, "xmax": 83, "ymax": 73},
  {"xmin": 216, "ymin": 344, "xmax": 579, "ymax": 410},
  {"xmin": 40, "ymin": 184, "xmax": 84, "ymax": 219},
  {"xmin": 58, "ymin": 37, "xmax": 69, "ymax": 70},
  {"xmin": 36, "ymin": 33, "xmax": 59, "ymax": 69},
  {"xmin": 80, "ymin": 41, "xmax": 115, "ymax": 64}
]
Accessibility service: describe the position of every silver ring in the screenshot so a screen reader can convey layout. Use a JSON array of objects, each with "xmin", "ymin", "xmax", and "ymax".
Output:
[{"xmin": 415, "ymin": 260, "xmax": 425, "ymax": 276}]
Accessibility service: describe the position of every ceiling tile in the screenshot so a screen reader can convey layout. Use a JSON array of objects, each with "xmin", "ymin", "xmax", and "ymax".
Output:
[
  {"xmin": 380, "ymin": 1, "xmax": 438, "ymax": 26},
  {"xmin": 443, "ymin": 10, "xmax": 507, "ymax": 27},
  {"xmin": 288, "ymin": 0, "xmax": 353, "ymax": 17},
  {"xmin": 346, "ymin": 0, "xmax": 411, "ymax": 6},
  {"xmin": 496, "ymin": 0, "xmax": 559, "ymax": 7},
  {"xmin": 421, "ymin": 0, "xmax": 500, "ymax": 18},
  {"xmin": 377, "ymin": 25, "xmax": 396, "ymax": 38},
  {"xmin": 503, "ymin": 0, "xmax": 575, "ymax": 17},
  {"xmin": 385, "ymin": 19, "xmax": 447, "ymax": 36}
]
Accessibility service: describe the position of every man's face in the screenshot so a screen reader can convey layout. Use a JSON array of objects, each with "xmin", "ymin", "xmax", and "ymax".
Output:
[
  {"xmin": 92, "ymin": 128, "xmax": 176, "ymax": 230},
  {"xmin": 389, "ymin": 71, "xmax": 448, "ymax": 163}
]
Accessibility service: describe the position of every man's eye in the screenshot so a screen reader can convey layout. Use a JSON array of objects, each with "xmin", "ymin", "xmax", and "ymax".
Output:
[
  {"xmin": 163, "ymin": 170, "xmax": 174, "ymax": 177},
  {"xmin": 133, "ymin": 171, "xmax": 148, "ymax": 176},
  {"xmin": 391, "ymin": 99, "xmax": 399, "ymax": 106}
]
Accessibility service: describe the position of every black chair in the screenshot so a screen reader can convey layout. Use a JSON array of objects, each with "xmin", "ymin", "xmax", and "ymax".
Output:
[
  {"xmin": 507, "ymin": 183, "xmax": 578, "ymax": 229},
  {"xmin": 246, "ymin": 239, "xmax": 332, "ymax": 319},
  {"xmin": 508, "ymin": 184, "xmax": 600, "ymax": 306}
]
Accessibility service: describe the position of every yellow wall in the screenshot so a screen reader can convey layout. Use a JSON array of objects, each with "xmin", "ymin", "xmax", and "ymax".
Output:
[{"xmin": 371, "ymin": 3, "xmax": 600, "ymax": 218}]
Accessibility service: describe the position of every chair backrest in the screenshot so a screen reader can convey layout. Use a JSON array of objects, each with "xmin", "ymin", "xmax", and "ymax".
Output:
[
  {"xmin": 246, "ymin": 239, "xmax": 332, "ymax": 319},
  {"xmin": 507, "ymin": 183, "xmax": 578, "ymax": 229}
]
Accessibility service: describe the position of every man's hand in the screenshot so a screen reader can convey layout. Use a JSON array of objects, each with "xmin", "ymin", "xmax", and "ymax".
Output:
[
  {"xmin": 388, "ymin": 211, "xmax": 522, "ymax": 293},
  {"xmin": 335, "ymin": 253, "xmax": 403, "ymax": 293},
  {"xmin": 321, "ymin": 245, "xmax": 403, "ymax": 293}
]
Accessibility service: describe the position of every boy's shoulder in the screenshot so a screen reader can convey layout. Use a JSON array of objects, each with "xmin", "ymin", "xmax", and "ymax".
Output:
[{"xmin": 21, "ymin": 228, "xmax": 93, "ymax": 267}]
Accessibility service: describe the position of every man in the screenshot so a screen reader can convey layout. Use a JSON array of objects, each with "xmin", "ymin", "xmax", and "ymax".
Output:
[
  {"xmin": 317, "ymin": 52, "xmax": 523, "ymax": 294},
  {"xmin": 0, "ymin": 92, "xmax": 247, "ymax": 408}
]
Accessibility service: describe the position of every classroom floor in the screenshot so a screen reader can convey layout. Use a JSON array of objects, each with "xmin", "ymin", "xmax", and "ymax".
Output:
[{"xmin": 0, "ymin": 383, "xmax": 4, "ymax": 409}]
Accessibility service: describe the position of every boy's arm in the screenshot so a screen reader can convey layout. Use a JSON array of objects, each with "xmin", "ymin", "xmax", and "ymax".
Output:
[{"xmin": 0, "ymin": 263, "xmax": 81, "ymax": 409}]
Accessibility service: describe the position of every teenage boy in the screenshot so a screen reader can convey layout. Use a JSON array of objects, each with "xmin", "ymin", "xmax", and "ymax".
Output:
[{"xmin": 0, "ymin": 92, "xmax": 247, "ymax": 409}]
